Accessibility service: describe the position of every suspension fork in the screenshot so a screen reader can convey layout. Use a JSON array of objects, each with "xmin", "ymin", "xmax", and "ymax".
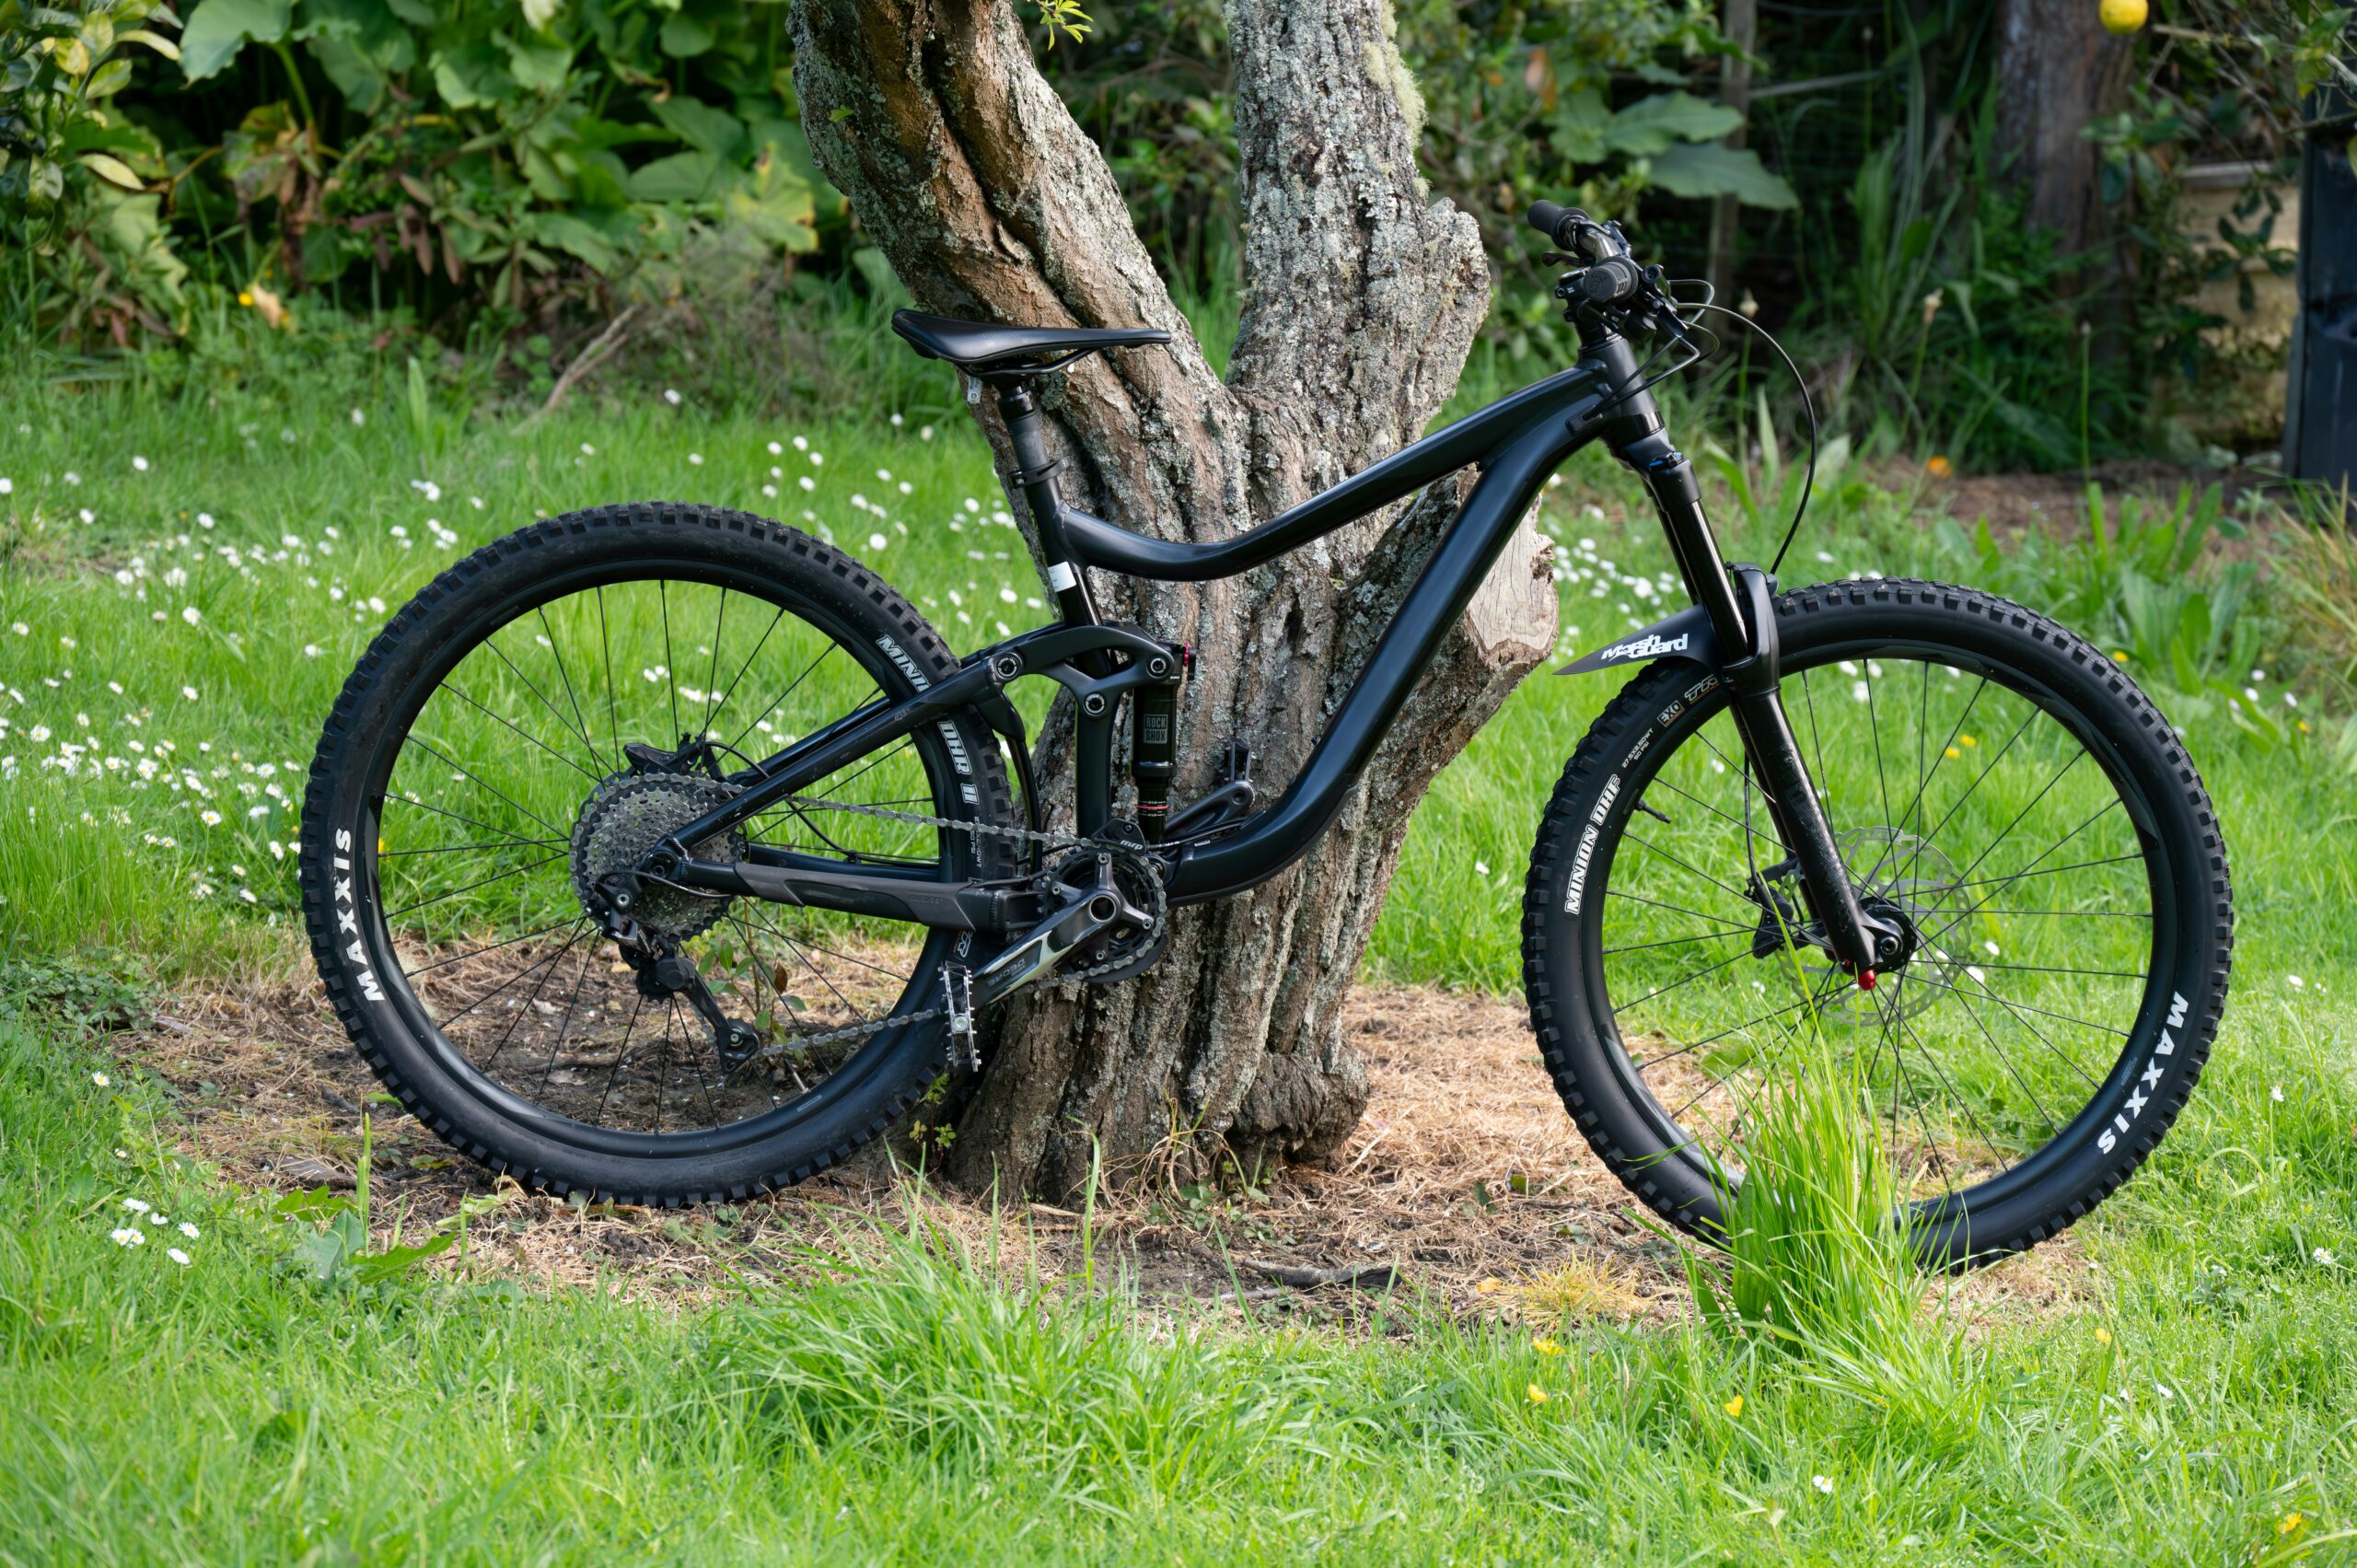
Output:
[{"xmin": 1619, "ymin": 426, "xmax": 1898, "ymax": 981}]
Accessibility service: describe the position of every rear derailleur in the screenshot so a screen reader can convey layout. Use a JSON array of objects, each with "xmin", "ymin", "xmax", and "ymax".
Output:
[{"xmin": 609, "ymin": 924, "xmax": 766, "ymax": 1069}]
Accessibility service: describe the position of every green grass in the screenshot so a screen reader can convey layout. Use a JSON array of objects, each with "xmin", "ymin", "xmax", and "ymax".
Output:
[
  {"xmin": 6, "ymin": 371, "xmax": 2357, "ymax": 1561},
  {"xmin": 3, "ymin": 993, "xmax": 2355, "ymax": 1562}
]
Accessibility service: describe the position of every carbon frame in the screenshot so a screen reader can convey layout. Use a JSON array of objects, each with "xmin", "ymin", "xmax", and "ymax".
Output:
[{"xmin": 650, "ymin": 328, "xmax": 1886, "ymax": 974}]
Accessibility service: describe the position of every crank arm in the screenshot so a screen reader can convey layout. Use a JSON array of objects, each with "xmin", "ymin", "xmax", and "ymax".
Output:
[{"xmin": 971, "ymin": 887, "xmax": 1124, "ymax": 1005}]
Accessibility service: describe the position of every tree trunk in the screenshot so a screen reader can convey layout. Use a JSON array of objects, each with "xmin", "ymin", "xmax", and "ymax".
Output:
[
  {"xmin": 1992, "ymin": 0, "xmax": 2133, "ymax": 256},
  {"xmin": 789, "ymin": 0, "xmax": 1556, "ymax": 1199}
]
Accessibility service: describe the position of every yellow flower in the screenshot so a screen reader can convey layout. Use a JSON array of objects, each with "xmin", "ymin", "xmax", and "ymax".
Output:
[
  {"xmin": 1944, "ymin": 746, "xmax": 1960, "ymax": 760},
  {"xmin": 2111, "ymin": 650, "xmax": 2130, "ymax": 664},
  {"xmin": 2095, "ymin": 1327, "xmax": 2111, "ymax": 1344},
  {"xmin": 1724, "ymin": 1395, "xmax": 1744, "ymax": 1418},
  {"xmin": 2280, "ymin": 1512, "xmax": 2305, "ymax": 1537},
  {"xmin": 1532, "ymin": 1337, "xmax": 1562, "ymax": 1356},
  {"xmin": 2299, "ymin": 720, "xmax": 2312, "ymax": 734},
  {"xmin": 1957, "ymin": 733, "xmax": 1979, "ymax": 748},
  {"xmin": 238, "ymin": 290, "xmax": 254, "ymax": 307},
  {"xmin": 1926, "ymin": 455, "xmax": 1953, "ymax": 478},
  {"xmin": 1526, "ymin": 1383, "xmax": 1549, "ymax": 1404}
]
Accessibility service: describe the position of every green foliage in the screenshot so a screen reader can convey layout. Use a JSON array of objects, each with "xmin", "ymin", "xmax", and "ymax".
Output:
[
  {"xmin": 1685, "ymin": 1042, "xmax": 1936, "ymax": 1383},
  {"xmin": 1401, "ymin": 0, "xmax": 1791, "ymax": 236},
  {"xmin": 1935, "ymin": 483, "xmax": 2291, "ymax": 738},
  {"xmin": 0, "ymin": 0, "xmax": 191, "ymax": 343},
  {"xmin": 0, "ymin": 946, "xmax": 152, "ymax": 1035},
  {"xmin": 7, "ymin": 0, "xmax": 834, "ymax": 346},
  {"xmin": 272, "ymin": 1119, "xmax": 499, "ymax": 1288}
]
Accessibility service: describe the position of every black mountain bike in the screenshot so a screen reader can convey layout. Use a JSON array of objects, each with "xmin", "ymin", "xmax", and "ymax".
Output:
[{"xmin": 300, "ymin": 205, "xmax": 2232, "ymax": 1264}]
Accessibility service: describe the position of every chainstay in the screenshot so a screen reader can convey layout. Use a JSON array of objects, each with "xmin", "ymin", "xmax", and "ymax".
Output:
[{"xmin": 749, "ymin": 791, "xmax": 1169, "ymax": 1062}]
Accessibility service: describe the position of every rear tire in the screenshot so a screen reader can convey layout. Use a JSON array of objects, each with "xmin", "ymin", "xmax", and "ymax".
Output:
[
  {"xmin": 300, "ymin": 504, "xmax": 1018, "ymax": 1204},
  {"xmin": 1522, "ymin": 579, "xmax": 2233, "ymax": 1265}
]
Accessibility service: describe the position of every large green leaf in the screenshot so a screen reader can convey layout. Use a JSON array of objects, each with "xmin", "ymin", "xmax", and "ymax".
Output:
[
  {"xmin": 725, "ymin": 147, "xmax": 815, "ymax": 251},
  {"xmin": 431, "ymin": 41, "xmax": 514, "ymax": 110},
  {"xmin": 651, "ymin": 96, "xmax": 744, "ymax": 160},
  {"xmin": 527, "ymin": 210, "xmax": 627, "ymax": 272},
  {"xmin": 179, "ymin": 0, "xmax": 289, "ymax": 82},
  {"xmin": 1645, "ymin": 143, "xmax": 1797, "ymax": 209},
  {"xmin": 302, "ymin": 0, "xmax": 415, "ymax": 110},
  {"xmin": 657, "ymin": 9, "xmax": 713, "ymax": 57},
  {"xmin": 625, "ymin": 149, "xmax": 724, "ymax": 203},
  {"xmin": 500, "ymin": 29, "xmax": 570, "ymax": 95},
  {"xmin": 1606, "ymin": 91, "xmax": 1742, "ymax": 157},
  {"xmin": 1549, "ymin": 87, "xmax": 1611, "ymax": 164}
]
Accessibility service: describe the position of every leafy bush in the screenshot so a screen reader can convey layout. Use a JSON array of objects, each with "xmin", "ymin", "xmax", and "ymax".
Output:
[
  {"xmin": 4, "ymin": 0, "xmax": 832, "ymax": 347},
  {"xmin": 1935, "ymin": 483, "xmax": 2294, "ymax": 740},
  {"xmin": 0, "ymin": 0, "xmax": 191, "ymax": 344}
]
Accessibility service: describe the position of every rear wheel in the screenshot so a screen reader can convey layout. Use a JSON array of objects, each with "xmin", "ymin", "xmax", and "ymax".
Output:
[
  {"xmin": 1522, "ymin": 579, "xmax": 2233, "ymax": 1265},
  {"xmin": 299, "ymin": 504, "xmax": 1017, "ymax": 1203}
]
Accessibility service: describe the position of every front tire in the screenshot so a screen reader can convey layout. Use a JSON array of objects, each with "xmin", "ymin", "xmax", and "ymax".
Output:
[{"xmin": 1522, "ymin": 579, "xmax": 2233, "ymax": 1265}]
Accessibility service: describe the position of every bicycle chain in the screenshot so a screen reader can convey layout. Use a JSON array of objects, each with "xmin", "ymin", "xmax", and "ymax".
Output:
[{"xmin": 746, "ymin": 792, "xmax": 1170, "ymax": 1072}]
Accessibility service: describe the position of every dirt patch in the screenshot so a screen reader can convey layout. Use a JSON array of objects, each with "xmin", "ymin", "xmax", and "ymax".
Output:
[
  {"xmin": 1870, "ymin": 457, "xmax": 2275, "ymax": 542},
  {"xmin": 118, "ymin": 972, "xmax": 2085, "ymax": 1330}
]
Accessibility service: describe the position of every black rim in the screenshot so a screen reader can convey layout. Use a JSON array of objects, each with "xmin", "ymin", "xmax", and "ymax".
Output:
[
  {"xmin": 342, "ymin": 556, "xmax": 984, "ymax": 1159},
  {"xmin": 1574, "ymin": 635, "xmax": 2181, "ymax": 1232}
]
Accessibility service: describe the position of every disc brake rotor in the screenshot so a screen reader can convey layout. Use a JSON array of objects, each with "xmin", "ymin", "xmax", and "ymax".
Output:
[{"xmin": 1794, "ymin": 826, "xmax": 1968, "ymax": 1026}]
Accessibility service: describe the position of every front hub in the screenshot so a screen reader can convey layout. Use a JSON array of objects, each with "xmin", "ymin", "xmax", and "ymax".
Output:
[{"xmin": 1747, "ymin": 827, "xmax": 1967, "ymax": 1023}]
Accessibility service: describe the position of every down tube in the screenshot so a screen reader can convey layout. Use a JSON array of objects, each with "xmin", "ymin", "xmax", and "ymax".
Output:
[{"xmin": 1166, "ymin": 393, "xmax": 1605, "ymax": 902}]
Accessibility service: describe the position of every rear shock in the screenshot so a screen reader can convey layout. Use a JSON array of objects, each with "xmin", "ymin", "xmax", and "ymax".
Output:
[{"xmin": 1131, "ymin": 645, "xmax": 1188, "ymax": 842}]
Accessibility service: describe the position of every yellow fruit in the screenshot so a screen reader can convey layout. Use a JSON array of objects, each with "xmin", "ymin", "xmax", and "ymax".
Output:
[{"xmin": 2100, "ymin": 0, "xmax": 2147, "ymax": 34}]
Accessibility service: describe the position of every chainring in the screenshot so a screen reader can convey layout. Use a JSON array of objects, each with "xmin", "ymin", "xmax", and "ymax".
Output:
[
  {"xmin": 1048, "ymin": 842, "xmax": 1171, "ymax": 983},
  {"xmin": 569, "ymin": 772, "xmax": 748, "ymax": 942}
]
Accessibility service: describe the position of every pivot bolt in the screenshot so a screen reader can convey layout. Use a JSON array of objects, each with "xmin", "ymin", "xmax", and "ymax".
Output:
[
  {"xmin": 991, "ymin": 654, "xmax": 1022, "ymax": 681},
  {"xmin": 1081, "ymin": 692, "xmax": 1108, "ymax": 717}
]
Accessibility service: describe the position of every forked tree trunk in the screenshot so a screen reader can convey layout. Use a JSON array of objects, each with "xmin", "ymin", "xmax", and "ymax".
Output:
[
  {"xmin": 790, "ymin": 0, "xmax": 1556, "ymax": 1198},
  {"xmin": 1993, "ymin": 0, "xmax": 2133, "ymax": 257}
]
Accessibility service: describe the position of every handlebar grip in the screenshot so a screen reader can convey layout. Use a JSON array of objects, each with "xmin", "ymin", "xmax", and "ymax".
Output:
[{"xmin": 1526, "ymin": 201, "xmax": 1581, "ymax": 249}]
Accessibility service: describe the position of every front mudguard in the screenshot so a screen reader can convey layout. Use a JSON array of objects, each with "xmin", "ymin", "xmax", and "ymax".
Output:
[{"xmin": 1555, "ymin": 601, "xmax": 1717, "ymax": 677}]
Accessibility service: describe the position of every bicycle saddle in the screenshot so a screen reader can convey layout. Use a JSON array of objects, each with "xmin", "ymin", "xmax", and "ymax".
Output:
[{"xmin": 890, "ymin": 309, "xmax": 1170, "ymax": 374}]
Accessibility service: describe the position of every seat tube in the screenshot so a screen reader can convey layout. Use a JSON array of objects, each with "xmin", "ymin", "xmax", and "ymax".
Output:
[
  {"xmin": 997, "ymin": 384, "xmax": 1099, "ymax": 630},
  {"xmin": 1610, "ymin": 405, "xmax": 1887, "ymax": 979}
]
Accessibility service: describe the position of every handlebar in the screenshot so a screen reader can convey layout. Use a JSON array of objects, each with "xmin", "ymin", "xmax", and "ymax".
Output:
[
  {"xmin": 1527, "ymin": 199, "xmax": 1673, "ymax": 329},
  {"xmin": 1525, "ymin": 201, "xmax": 1630, "ymax": 260},
  {"xmin": 1526, "ymin": 200, "xmax": 1580, "ymax": 249}
]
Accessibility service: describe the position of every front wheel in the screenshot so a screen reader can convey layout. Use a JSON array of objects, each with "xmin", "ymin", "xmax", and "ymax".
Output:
[{"xmin": 1522, "ymin": 579, "xmax": 2233, "ymax": 1266}]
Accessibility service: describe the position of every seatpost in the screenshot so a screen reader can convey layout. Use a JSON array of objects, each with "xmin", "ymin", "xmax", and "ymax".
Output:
[{"xmin": 993, "ymin": 380, "xmax": 1100, "ymax": 630}]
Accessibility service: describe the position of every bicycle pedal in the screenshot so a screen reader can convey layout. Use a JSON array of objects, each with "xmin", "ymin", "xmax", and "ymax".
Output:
[{"xmin": 943, "ymin": 963, "xmax": 979, "ymax": 1074}]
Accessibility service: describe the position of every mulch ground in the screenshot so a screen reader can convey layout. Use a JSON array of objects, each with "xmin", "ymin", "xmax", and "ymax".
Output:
[{"xmin": 116, "ymin": 971, "xmax": 2093, "ymax": 1332}]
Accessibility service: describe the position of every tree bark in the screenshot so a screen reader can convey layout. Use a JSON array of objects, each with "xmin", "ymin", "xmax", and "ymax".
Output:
[
  {"xmin": 1992, "ymin": 0, "xmax": 2133, "ymax": 256},
  {"xmin": 790, "ymin": 0, "xmax": 1556, "ymax": 1199}
]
